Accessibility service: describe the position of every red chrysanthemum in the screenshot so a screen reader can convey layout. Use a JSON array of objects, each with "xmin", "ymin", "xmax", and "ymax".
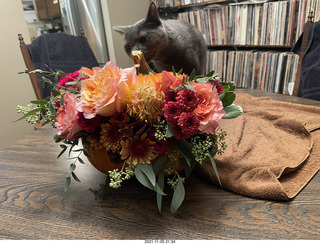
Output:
[
  {"xmin": 164, "ymin": 90, "xmax": 178, "ymax": 103},
  {"xmin": 177, "ymin": 112, "xmax": 200, "ymax": 135},
  {"xmin": 176, "ymin": 88, "xmax": 199, "ymax": 112},
  {"xmin": 163, "ymin": 101, "xmax": 182, "ymax": 123}
]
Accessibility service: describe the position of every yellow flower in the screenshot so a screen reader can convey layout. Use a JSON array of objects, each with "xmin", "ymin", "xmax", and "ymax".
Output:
[
  {"xmin": 120, "ymin": 133, "xmax": 157, "ymax": 165},
  {"xmin": 123, "ymin": 74, "xmax": 164, "ymax": 124}
]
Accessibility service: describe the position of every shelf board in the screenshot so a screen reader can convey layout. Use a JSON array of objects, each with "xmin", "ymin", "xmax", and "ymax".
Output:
[
  {"xmin": 159, "ymin": 0, "xmax": 239, "ymax": 9},
  {"xmin": 207, "ymin": 44, "xmax": 293, "ymax": 51}
]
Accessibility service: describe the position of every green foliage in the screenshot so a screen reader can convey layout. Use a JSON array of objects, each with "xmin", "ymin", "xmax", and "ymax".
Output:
[
  {"xmin": 57, "ymin": 140, "xmax": 88, "ymax": 192},
  {"xmin": 169, "ymin": 175, "xmax": 185, "ymax": 214},
  {"xmin": 223, "ymin": 104, "xmax": 243, "ymax": 119}
]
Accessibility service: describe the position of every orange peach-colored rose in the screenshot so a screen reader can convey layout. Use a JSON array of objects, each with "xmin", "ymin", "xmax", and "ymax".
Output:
[
  {"xmin": 192, "ymin": 82, "xmax": 225, "ymax": 134},
  {"xmin": 78, "ymin": 61, "xmax": 125, "ymax": 119}
]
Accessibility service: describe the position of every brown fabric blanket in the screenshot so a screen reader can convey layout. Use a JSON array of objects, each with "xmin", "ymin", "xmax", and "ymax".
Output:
[{"xmin": 196, "ymin": 93, "xmax": 320, "ymax": 200}]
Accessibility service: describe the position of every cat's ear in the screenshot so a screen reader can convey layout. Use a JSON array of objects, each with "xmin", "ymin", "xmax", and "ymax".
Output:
[
  {"xmin": 113, "ymin": 25, "xmax": 128, "ymax": 35},
  {"xmin": 145, "ymin": 1, "xmax": 161, "ymax": 26}
]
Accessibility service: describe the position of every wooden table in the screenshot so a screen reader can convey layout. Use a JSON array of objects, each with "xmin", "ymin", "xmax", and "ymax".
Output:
[{"xmin": 1, "ymin": 89, "xmax": 320, "ymax": 240}]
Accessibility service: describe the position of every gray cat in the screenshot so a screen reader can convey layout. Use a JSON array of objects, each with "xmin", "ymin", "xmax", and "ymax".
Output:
[{"xmin": 113, "ymin": 2, "xmax": 207, "ymax": 75}]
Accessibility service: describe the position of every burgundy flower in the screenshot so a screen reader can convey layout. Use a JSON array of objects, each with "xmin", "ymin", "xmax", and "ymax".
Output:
[
  {"xmin": 163, "ymin": 101, "xmax": 182, "ymax": 123},
  {"xmin": 177, "ymin": 112, "xmax": 200, "ymax": 135},
  {"xmin": 77, "ymin": 112, "xmax": 102, "ymax": 133},
  {"xmin": 176, "ymin": 88, "xmax": 199, "ymax": 112},
  {"xmin": 164, "ymin": 90, "xmax": 178, "ymax": 103},
  {"xmin": 171, "ymin": 124, "xmax": 190, "ymax": 140},
  {"xmin": 215, "ymin": 80, "xmax": 224, "ymax": 94}
]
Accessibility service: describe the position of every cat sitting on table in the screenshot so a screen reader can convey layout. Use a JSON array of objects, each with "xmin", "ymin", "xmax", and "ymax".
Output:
[{"xmin": 113, "ymin": 2, "xmax": 207, "ymax": 75}]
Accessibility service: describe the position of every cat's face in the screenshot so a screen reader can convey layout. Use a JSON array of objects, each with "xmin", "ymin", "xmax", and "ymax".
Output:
[{"xmin": 113, "ymin": 2, "xmax": 167, "ymax": 62}]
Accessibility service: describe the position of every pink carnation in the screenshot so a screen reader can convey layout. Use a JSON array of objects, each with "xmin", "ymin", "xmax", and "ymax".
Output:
[
  {"xmin": 55, "ymin": 91, "xmax": 82, "ymax": 141},
  {"xmin": 192, "ymin": 82, "xmax": 225, "ymax": 134}
]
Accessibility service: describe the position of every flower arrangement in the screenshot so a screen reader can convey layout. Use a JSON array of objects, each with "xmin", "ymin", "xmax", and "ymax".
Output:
[{"xmin": 17, "ymin": 51, "xmax": 242, "ymax": 213}]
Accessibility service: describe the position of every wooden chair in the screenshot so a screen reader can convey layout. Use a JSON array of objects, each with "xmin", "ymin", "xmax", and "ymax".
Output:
[
  {"xmin": 18, "ymin": 33, "xmax": 42, "ymax": 100},
  {"xmin": 18, "ymin": 32, "xmax": 99, "ymax": 100}
]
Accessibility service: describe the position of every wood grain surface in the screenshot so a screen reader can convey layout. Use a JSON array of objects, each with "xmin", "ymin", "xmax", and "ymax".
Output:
[{"xmin": 1, "ymin": 89, "xmax": 320, "ymax": 240}]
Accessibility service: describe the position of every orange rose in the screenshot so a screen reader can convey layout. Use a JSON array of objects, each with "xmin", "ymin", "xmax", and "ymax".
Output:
[{"xmin": 78, "ymin": 61, "xmax": 124, "ymax": 119}]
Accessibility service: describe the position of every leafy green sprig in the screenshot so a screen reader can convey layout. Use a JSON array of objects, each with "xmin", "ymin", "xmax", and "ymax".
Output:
[
  {"xmin": 55, "ymin": 138, "xmax": 88, "ymax": 192},
  {"xmin": 16, "ymin": 68, "xmax": 84, "ymax": 125}
]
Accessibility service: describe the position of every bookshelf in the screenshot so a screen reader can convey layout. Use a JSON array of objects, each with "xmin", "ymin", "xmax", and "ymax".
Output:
[{"xmin": 154, "ymin": 0, "xmax": 320, "ymax": 95}]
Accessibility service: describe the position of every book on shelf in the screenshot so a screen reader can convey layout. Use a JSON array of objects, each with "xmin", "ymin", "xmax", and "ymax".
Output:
[
  {"xmin": 207, "ymin": 50, "xmax": 299, "ymax": 94},
  {"xmin": 176, "ymin": 0, "xmax": 320, "ymax": 47}
]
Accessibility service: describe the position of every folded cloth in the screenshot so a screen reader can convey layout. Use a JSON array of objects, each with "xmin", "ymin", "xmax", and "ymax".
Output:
[
  {"xmin": 27, "ymin": 33, "xmax": 99, "ymax": 98},
  {"xmin": 196, "ymin": 93, "xmax": 320, "ymax": 200}
]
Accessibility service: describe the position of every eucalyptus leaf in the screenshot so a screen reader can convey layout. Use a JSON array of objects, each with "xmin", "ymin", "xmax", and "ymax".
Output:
[
  {"xmin": 208, "ymin": 155, "xmax": 222, "ymax": 188},
  {"xmin": 68, "ymin": 163, "xmax": 76, "ymax": 173},
  {"xmin": 57, "ymin": 145, "xmax": 67, "ymax": 158},
  {"xmin": 175, "ymin": 140, "xmax": 193, "ymax": 167},
  {"xmin": 180, "ymin": 157, "xmax": 195, "ymax": 178},
  {"xmin": 156, "ymin": 172, "xmax": 165, "ymax": 213},
  {"xmin": 170, "ymin": 180, "xmax": 185, "ymax": 214},
  {"xmin": 137, "ymin": 163, "xmax": 156, "ymax": 187},
  {"xmin": 77, "ymin": 157, "xmax": 85, "ymax": 164},
  {"xmin": 71, "ymin": 172, "xmax": 81, "ymax": 183},
  {"xmin": 222, "ymin": 104, "xmax": 243, "ymax": 119},
  {"xmin": 135, "ymin": 165, "xmax": 165, "ymax": 195},
  {"xmin": 165, "ymin": 123, "xmax": 174, "ymax": 138},
  {"xmin": 200, "ymin": 161, "xmax": 212, "ymax": 177},
  {"xmin": 153, "ymin": 156, "xmax": 168, "ymax": 176},
  {"xmin": 64, "ymin": 176, "xmax": 71, "ymax": 192}
]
